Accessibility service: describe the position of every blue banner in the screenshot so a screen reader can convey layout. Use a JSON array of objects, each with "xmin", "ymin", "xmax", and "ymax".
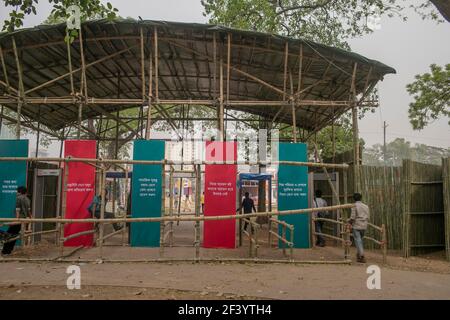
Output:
[
  {"xmin": 0, "ymin": 140, "xmax": 29, "ymax": 232},
  {"xmin": 130, "ymin": 140, "xmax": 165, "ymax": 247},
  {"xmin": 277, "ymin": 143, "xmax": 309, "ymax": 248}
]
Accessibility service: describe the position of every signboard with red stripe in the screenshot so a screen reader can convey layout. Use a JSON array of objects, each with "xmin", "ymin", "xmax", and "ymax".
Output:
[
  {"xmin": 63, "ymin": 140, "xmax": 96, "ymax": 247},
  {"xmin": 203, "ymin": 141, "xmax": 237, "ymax": 248}
]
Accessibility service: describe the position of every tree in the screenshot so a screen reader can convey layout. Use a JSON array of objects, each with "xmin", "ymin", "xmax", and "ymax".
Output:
[
  {"xmin": 363, "ymin": 137, "xmax": 450, "ymax": 166},
  {"xmin": 406, "ymin": 63, "xmax": 450, "ymax": 130},
  {"xmin": 201, "ymin": 0, "xmax": 445, "ymax": 160},
  {"xmin": 201, "ymin": 0, "xmax": 444, "ymax": 49},
  {"xmin": 2, "ymin": 0, "xmax": 118, "ymax": 33},
  {"xmin": 429, "ymin": 0, "xmax": 450, "ymax": 22}
]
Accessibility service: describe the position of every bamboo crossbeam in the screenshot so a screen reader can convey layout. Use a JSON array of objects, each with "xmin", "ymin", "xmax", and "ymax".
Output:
[
  {"xmin": 313, "ymin": 232, "xmax": 344, "ymax": 243},
  {"xmin": 0, "ymin": 257, "xmax": 352, "ymax": 265},
  {"xmin": 25, "ymin": 45, "xmax": 138, "ymax": 95},
  {"xmin": 313, "ymin": 217, "xmax": 345, "ymax": 225},
  {"xmin": 410, "ymin": 181, "xmax": 443, "ymax": 185},
  {"xmin": 99, "ymin": 227, "xmax": 125, "ymax": 243},
  {"xmin": 268, "ymin": 230, "xmax": 292, "ymax": 246},
  {"xmin": 63, "ymin": 230, "xmax": 95, "ymax": 242},
  {"xmin": 0, "ymin": 157, "xmax": 349, "ymax": 169},
  {"xmin": 0, "ymin": 97, "xmax": 353, "ymax": 107},
  {"xmin": 269, "ymin": 218, "xmax": 294, "ymax": 230},
  {"xmin": 363, "ymin": 236, "xmax": 382, "ymax": 246},
  {"xmin": 242, "ymin": 230, "xmax": 257, "ymax": 245},
  {"xmin": 0, "ymin": 204, "xmax": 355, "ymax": 224},
  {"xmin": 367, "ymin": 222, "xmax": 383, "ymax": 231}
]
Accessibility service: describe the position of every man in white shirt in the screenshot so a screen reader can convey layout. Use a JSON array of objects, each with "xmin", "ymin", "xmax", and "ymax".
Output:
[
  {"xmin": 313, "ymin": 189, "xmax": 327, "ymax": 247},
  {"xmin": 349, "ymin": 193, "xmax": 370, "ymax": 263}
]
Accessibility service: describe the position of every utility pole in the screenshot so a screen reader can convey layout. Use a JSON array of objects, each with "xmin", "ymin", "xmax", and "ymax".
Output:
[{"xmin": 383, "ymin": 121, "xmax": 388, "ymax": 165}]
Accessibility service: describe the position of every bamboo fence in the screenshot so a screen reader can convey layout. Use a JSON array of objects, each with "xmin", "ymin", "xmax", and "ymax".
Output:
[
  {"xmin": 403, "ymin": 159, "xmax": 445, "ymax": 257},
  {"xmin": 442, "ymin": 158, "xmax": 450, "ymax": 261}
]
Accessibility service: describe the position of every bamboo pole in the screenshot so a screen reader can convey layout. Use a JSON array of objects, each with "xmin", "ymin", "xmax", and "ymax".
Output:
[
  {"xmin": 0, "ymin": 46, "xmax": 10, "ymax": 92},
  {"xmin": 350, "ymin": 63, "xmax": 360, "ymax": 192},
  {"xmin": 64, "ymin": 229, "xmax": 96, "ymax": 242},
  {"xmin": 169, "ymin": 167, "xmax": 174, "ymax": 246},
  {"xmin": 290, "ymin": 226, "xmax": 294, "ymax": 260},
  {"xmin": 226, "ymin": 33, "xmax": 231, "ymax": 102},
  {"xmin": 154, "ymin": 27, "xmax": 159, "ymax": 101},
  {"xmin": 344, "ymin": 223, "xmax": 351, "ymax": 260},
  {"xmin": 2, "ymin": 256, "xmax": 351, "ymax": 265},
  {"xmin": 98, "ymin": 168, "xmax": 106, "ymax": 259},
  {"xmin": 59, "ymin": 160, "xmax": 70, "ymax": 255},
  {"xmin": 140, "ymin": 28, "xmax": 146, "ymax": 102},
  {"xmin": 66, "ymin": 30, "xmax": 74, "ymax": 95},
  {"xmin": 159, "ymin": 161, "xmax": 166, "ymax": 257},
  {"xmin": 146, "ymin": 51, "xmax": 153, "ymax": 140},
  {"xmin": 12, "ymin": 37, "xmax": 24, "ymax": 139},
  {"xmin": 219, "ymin": 59, "xmax": 224, "ymax": 141},
  {"xmin": 122, "ymin": 166, "xmax": 129, "ymax": 246},
  {"xmin": 283, "ymin": 42, "xmax": 288, "ymax": 101},
  {"xmin": 195, "ymin": 164, "xmax": 201, "ymax": 261}
]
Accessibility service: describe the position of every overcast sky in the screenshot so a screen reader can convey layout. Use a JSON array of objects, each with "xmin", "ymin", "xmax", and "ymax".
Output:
[{"xmin": 1, "ymin": 0, "xmax": 449, "ymax": 152}]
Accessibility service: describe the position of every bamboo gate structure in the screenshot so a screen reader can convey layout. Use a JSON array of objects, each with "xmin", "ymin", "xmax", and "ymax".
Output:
[
  {"xmin": 0, "ymin": 19, "xmax": 396, "ymax": 263},
  {"xmin": 0, "ymin": 156, "xmax": 360, "ymax": 263}
]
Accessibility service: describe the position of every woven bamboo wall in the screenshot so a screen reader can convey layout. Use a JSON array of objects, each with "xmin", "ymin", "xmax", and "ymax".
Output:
[
  {"xmin": 403, "ymin": 159, "xmax": 445, "ymax": 257},
  {"xmin": 442, "ymin": 158, "xmax": 450, "ymax": 262}
]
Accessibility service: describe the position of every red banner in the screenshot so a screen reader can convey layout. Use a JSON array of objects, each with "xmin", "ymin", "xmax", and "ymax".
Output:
[
  {"xmin": 203, "ymin": 141, "xmax": 237, "ymax": 248},
  {"xmin": 63, "ymin": 140, "xmax": 96, "ymax": 247}
]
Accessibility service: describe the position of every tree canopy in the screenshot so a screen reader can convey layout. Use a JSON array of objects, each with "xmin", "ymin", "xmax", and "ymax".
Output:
[
  {"xmin": 364, "ymin": 137, "xmax": 450, "ymax": 166},
  {"xmin": 406, "ymin": 63, "xmax": 450, "ymax": 130},
  {"xmin": 201, "ymin": 0, "xmax": 444, "ymax": 49}
]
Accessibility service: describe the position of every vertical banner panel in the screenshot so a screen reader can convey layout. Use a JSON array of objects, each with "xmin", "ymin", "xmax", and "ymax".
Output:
[
  {"xmin": 0, "ymin": 140, "xmax": 28, "ymax": 232},
  {"xmin": 278, "ymin": 143, "xmax": 309, "ymax": 248},
  {"xmin": 131, "ymin": 140, "xmax": 164, "ymax": 247},
  {"xmin": 203, "ymin": 141, "xmax": 237, "ymax": 248},
  {"xmin": 63, "ymin": 140, "xmax": 96, "ymax": 247}
]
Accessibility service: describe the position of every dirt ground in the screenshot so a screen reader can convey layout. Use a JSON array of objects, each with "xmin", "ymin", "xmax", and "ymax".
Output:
[{"xmin": 1, "ymin": 221, "xmax": 450, "ymax": 300}]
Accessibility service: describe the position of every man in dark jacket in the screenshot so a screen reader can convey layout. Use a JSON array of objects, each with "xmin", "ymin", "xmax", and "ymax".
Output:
[{"xmin": 2, "ymin": 186, "xmax": 31, "ymax": 255}]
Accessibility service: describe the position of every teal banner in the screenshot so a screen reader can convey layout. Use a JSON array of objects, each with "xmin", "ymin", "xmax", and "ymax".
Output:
[
  {"xmin": 277, "ymin": 143, "xmax": 309, "ymax": 248},
  {"xmin": 131, "ymin": 140, "xmax": 165, "ymax": 247},
  {"xmin": 0, "ymin": 140, "xmax": 29, "ymax": 232}
]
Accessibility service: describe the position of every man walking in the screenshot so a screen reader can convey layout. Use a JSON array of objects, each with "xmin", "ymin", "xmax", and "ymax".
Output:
[
  {"xmin": 349, "ymin": 193, "xmax": 370, "ymax": 263},
  {"xmin": 313, "ymin": 189, "xmax": 327, "ymax": 247},
  {"xmin": 88, "ymin": 189, "xmax": 122, "ymax": 232},
  {"xmin": 237, "ymin": 192, "xmax": 257, "ymax": 232},
  {"xmin": 2, "ymin": 186, "xmax": 31, "ymax": 255}
]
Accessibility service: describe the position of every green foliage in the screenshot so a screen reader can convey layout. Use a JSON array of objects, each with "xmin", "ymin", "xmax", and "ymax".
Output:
[
  {"xmin": 406, "ymin": 63, "xmax": 450, "ymax": 130},
  {"xmin": 201, "ymin": 0, "xmax": 443, "ymax": 49},
  {"xmin": 363, "ymin": 137, "xmax": 450, "ymax": 166},
  {"xmin": 2, "ymin": 0, "xmax": 118, "ymax": 33}
]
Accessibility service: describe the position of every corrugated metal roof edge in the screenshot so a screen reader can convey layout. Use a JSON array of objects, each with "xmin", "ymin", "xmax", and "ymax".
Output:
[{"xmin": 0, "ymin": 18, "xmax": 396, "ymax": 75}]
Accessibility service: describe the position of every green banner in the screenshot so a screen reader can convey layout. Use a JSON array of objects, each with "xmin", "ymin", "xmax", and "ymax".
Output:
[
  {"xmin": 131, "ymin": 140, "xmax": 165, "ymax": 247},
  {"xmin": 0, "ymin": 140, "xmax": 29, "ymax": 232},
  {"xmin": 278, "ymin": 142, "xmax": 309, "ymax": 248}
]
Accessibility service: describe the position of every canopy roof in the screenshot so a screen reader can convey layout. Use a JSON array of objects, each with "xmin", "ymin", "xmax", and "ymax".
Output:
[{"xmin": 0, "ymin": 19, "xmax": 395, "ymax": 136}]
